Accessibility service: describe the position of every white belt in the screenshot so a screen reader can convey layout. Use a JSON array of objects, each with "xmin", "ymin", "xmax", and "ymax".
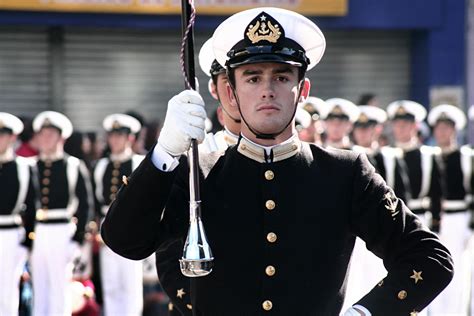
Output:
[
  {"xmin": 36, "ymin": 208, "xmax": 70, "ymax": 221},
  {"xmin": 407, "ymin": 198, "xmax": 431, "ymax": 210},
  {"xmin": 0, "ymin": 214, "xmax": 22, "ymax": 225},
  {"xmin": 442, "ymin": 200, "xmax": 468, "ymax": 211}
]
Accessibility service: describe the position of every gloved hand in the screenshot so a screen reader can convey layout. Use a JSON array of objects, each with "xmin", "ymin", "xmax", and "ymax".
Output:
[{"xmin": 158, "ymin": 90, "xmax": 207, "ymax": 157}]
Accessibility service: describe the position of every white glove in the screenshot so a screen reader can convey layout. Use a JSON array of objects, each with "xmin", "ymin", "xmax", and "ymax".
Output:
[
  {"xmin": 158, "ymin": 90, "xmax": 207, "ymax": 156},
  {"xmin": 343, "ymin": 306, "xmax": 371, "ymax": 316}
]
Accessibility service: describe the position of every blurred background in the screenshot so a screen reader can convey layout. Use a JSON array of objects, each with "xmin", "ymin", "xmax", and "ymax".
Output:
[{"xmin": 0, "ymin": 0, "xmax": 472, "ymax": 143}]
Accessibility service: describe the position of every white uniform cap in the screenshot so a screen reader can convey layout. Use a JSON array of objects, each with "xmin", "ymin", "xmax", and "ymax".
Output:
[
  {"xmin": 0, "ymin": 112, "xmax": 24, "ymax": 135},
  {"xmin": 212, "ymin": 7, "xmax": 325, "ymax": 71},
  {"xmin": 322, "ymin": 98, "xmax": 360, "ymax": 123},
  {"xmin": 199, "ymin": 38, "xmax": 225, "ymax": 77},
  {"xmin": 103, "ymin": 113, "xmax": 141, "ymax": 134},
  {"xmin": 387, "ymin": 100, "xmax": 427, "ymax": 122},
  {"xmin": 295, "ymin": 107, "xmax": 311, "ymax": 129},
  {"xmin": 33, "ymin": 111, "xmax": 73, "ymax": 139},
  {"xmin": 299, "ymin": 96, "xmax": 326, "ymax": 120},
  {"xmin": 427, "ymin": 104, "xmax": 467, "ymax": 130},
  {"xmin": 355, "ymin": 106, "xmax": 387, "ymax": 126}
]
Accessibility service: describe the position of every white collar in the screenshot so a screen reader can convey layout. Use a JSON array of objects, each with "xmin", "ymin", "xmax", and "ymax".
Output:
[
  {"xmin": 110, "ymin": 147, "xmax": 133, "ymax": 163},
  {"xmin": 238, "ymin": 134, "xmax": 301, "ymax": 163},
  {"xmin": 39, "ymin": 149, "xmax": 64, "ymax": 162}
]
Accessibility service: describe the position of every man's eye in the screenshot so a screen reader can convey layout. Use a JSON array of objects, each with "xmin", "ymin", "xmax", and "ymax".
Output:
[
  {"xmin": 247, "ymin": 77, "xmax": 259, "ymax": 83},
  {"xmin": 277, "ymin": 76, "xmax": 289, "ymax": 82}
]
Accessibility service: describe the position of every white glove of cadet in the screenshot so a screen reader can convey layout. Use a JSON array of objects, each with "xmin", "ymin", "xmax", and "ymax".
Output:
[{"xmin": 158, "ymin": 90, "xmax": 207, "ymax": 157}]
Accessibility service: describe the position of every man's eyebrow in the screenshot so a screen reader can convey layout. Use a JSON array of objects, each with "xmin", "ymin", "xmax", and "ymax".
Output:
[
  {"xmin": 242, "ymin": 69, "xmax": 263, "ymax": 76},
  {"xmin": 273, "ymin": 66, "xmax": 295, "ymax": 74}
]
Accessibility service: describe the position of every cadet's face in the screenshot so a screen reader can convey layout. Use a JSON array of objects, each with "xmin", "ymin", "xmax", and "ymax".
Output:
[
  {"xmin": 433, "ymin": 121, "xmax": 455, "ymax": 147},
  {"xmin": 107, "ymin": 132, "xmax": 130, "ymax": 154},
  {"xmin": 212, "ymin": 73, "xmax": 241, "ymax": 133},
  {"xmin": 229, "ymin": 63, "xmax": 304, "ymax": 138},
  {"xmin": 37, "ymin": 128, "xmax": 63, "ymax": 154},
  {"xmin": 0, "ymin": 133, "xmax": 15, "ymax": 154},
  {"xmin": 324, "ymin": 118, "xmax": 352, "ymax": 142},
  {"xmin": 392, "ymin": 119, "xmax": 416, "ymax": 143},
  {"xmin": 353, "ymin": 126, "xmax": 375, "ymax": 147}
]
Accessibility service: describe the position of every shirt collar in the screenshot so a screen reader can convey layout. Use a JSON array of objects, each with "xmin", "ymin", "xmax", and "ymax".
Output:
[
  {"xmin": 237, "ymin": 134, "xmax": 301, "ymax": 163},
  {"xmin": 39, "ymin": 149, "xmax": 64, "ymax": 162},
  {"xmin": 110, "ymin": 147, "xmax": 133, "ymax": 163}
]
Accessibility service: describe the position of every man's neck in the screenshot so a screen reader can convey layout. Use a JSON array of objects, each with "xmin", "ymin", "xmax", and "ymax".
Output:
[{"xmin": 240, "ymin": 127, "xmax": 294, "ymax": 147}]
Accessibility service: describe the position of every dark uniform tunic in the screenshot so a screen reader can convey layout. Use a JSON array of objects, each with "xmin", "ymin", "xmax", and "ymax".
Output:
[
  {"xmin": 393, "ymin": 146, "xmax": 442, "ymax": 230},
  {"xmin": 0, "ymin": 158, "xmax": 36, "ymax": 247},
  {"xmin": 35, "ymin": 155, "xmax": 90, "ymax": 243},
  {"xmin": 102, "ymin": 138, "xmax": 453, "ymax": 316}
]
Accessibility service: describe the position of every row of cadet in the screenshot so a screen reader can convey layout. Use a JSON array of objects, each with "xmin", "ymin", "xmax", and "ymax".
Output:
[
  {"xmin": 0, "ymin": 39, "xmax": 473, "ymax": 316},
  {"xmin": 1, "ymin": 100, "xmax": 473, "ymax": 316}
]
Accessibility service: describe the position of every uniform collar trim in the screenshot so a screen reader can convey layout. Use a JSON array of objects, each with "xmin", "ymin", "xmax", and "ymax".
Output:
[
  {"xmin": 237, "ymin": 134, "xmax": 301, "ymax": 163},
  {"xmin": 395, "ymin": 138, "xmax": 419, "ymax": 151},
  {"xmin": 110, "ymin": 147, "xmax": 133, "ymax": 162},
  {"xmin": 223, "ymin": 128, "xmax": 239, "ymax": 146},
  {"xmin": 39, "ymin": 149, "xmax": 64, "ymax": 162}
]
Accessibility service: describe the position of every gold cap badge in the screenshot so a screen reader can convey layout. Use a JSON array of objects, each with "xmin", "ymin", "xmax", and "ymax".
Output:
[{"xmin": 246, "ymin": 13, "xmax": 281, "ymax": 44}]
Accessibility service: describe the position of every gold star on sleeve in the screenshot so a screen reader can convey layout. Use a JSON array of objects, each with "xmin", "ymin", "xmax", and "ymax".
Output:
[
  {"xmin": 410, "ymin": 270, "xmax": 423, "ymax": 284},
  {"xmin": 177, "ymin": 288, "xmax": 186, "ymax": 299}
]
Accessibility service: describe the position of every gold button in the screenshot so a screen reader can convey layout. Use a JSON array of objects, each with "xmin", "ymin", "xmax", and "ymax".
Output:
[
  {"xmin": 111, "ymin": 177, "xmax": 119, "ymax": 185},
  {"xmin": 28, "ymin": 232, "xmax": 35, "ymax": 240},
  {"xmin": 262, "ymin": 300, "xmax": 273, "ymax": 311},
  {"xmin": 398, "ymin": 290, "xmax": 407, "ymax": 300},
  {"xmin": 240, "ymin": 144, "xmax": 247, "ymax": 150},
  {"xmin": 265, "ymin": 265, "xmax": 276, "ymax": 276},
  {"xmin": 186, "ymin": 304, "xmax": 192, "ymax": 310},
  {"xmin": 265, "ymin": 200, "xmax": 275, "ymax": 210},
  {"xmin": 266, "ymin": 232, "xmax": 277, "ymax": 243},
  {"xmin": 109, "ymin": 194, "xmax": 116, "ymax": 201},
  {"xmin": 43, "ymin": 169, "xmax": 51, "ymax": 176},
  {"xmin": 42, "ymin": 178, "xmax": 50, "ymax": 185},
  {"xmin": 41, "ymin": 197, "xmax": 49, "ymax": 204},
  {"xmin": 112, "ymin": 169, "xmax": 120, "ymax": 176},
  {"xmin": 110, "ymin": 185, "xmax": 118, "ymax": 193},
  {"xmin": 36, "ymin": 210, "xmax": 45, "ymax": 221},
  {"xmin": 41, "ymin": 187, "xmax": 49, "ymax": 195},
  {"xmin": 264, "ymin": 170, "xmax": 274, "ymax": 180}
]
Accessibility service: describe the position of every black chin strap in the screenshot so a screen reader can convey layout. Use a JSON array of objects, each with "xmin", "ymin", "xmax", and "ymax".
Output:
[{"xmin": 229, "ymin": 80, "xmax": 304, "ymax": 140}]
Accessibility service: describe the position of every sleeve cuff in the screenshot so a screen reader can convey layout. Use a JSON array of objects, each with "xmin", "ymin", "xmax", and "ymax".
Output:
[
  {"xmin": 344, "ymin": 305, "xmax": 372, "ymax": 316},
  {"xmin": 152, "ymin": 144, "xmax": 180, "ymax": 172}
]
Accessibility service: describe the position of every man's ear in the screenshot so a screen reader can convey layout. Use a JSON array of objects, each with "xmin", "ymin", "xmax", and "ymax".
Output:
[
  {"xmin": 227, "ymin": 82, "xmax": 238, "ymax": 107},
  {"xmin": 208, "ymin": 79, "xmax": 219, "ymax": 101},
  {"xmin": 298, "ymin": 78, "xmax": 311, "ymax": 103}
]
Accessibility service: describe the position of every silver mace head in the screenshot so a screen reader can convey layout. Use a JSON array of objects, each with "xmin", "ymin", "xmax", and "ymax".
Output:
[{"xmin": 179, "ymin": 216, "xmax": 214, "ymax": 277}]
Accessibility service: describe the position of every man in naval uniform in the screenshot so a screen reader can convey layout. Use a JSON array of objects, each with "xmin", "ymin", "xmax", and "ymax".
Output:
[
  {"xmin": 0, "ymin": 112, "xmax": 36, "ymax": 316},
  {"xmin": 31, "ymin": 111, "xmax": 92, "ymax": 316},
  {"xmin": 343, "ymin": 105, "xmax": 389, "ymax": 311},
  {"xmin": 102, "ymin": 7, "xmax": 453, "ymax": 315},
  {"xmin": 426, "ymin": 105, "xmax": 472, "ymax": 315},
  {"xmin": 318, "ymin": 98, "xmax": 360, "ymax": 150},
  {"xmin": 297, "ymin": 96, "xmax": 326, "ymax": 144},
  {"xmin": 199, "ymin": 37, "xmax": 241, "ymax": 152},
  {"xmin": 387, "ymin": 101, "xmax": 443, "ymax": 231},
  {"xmin": 93, "ymin": 113, "xmax": 144, "ymax": 316}
]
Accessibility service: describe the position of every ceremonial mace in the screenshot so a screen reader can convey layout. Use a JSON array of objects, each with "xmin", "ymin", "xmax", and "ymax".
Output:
[{"xmin": 178, "ymin": 0, "xmax": 214, "ymax": 277}]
